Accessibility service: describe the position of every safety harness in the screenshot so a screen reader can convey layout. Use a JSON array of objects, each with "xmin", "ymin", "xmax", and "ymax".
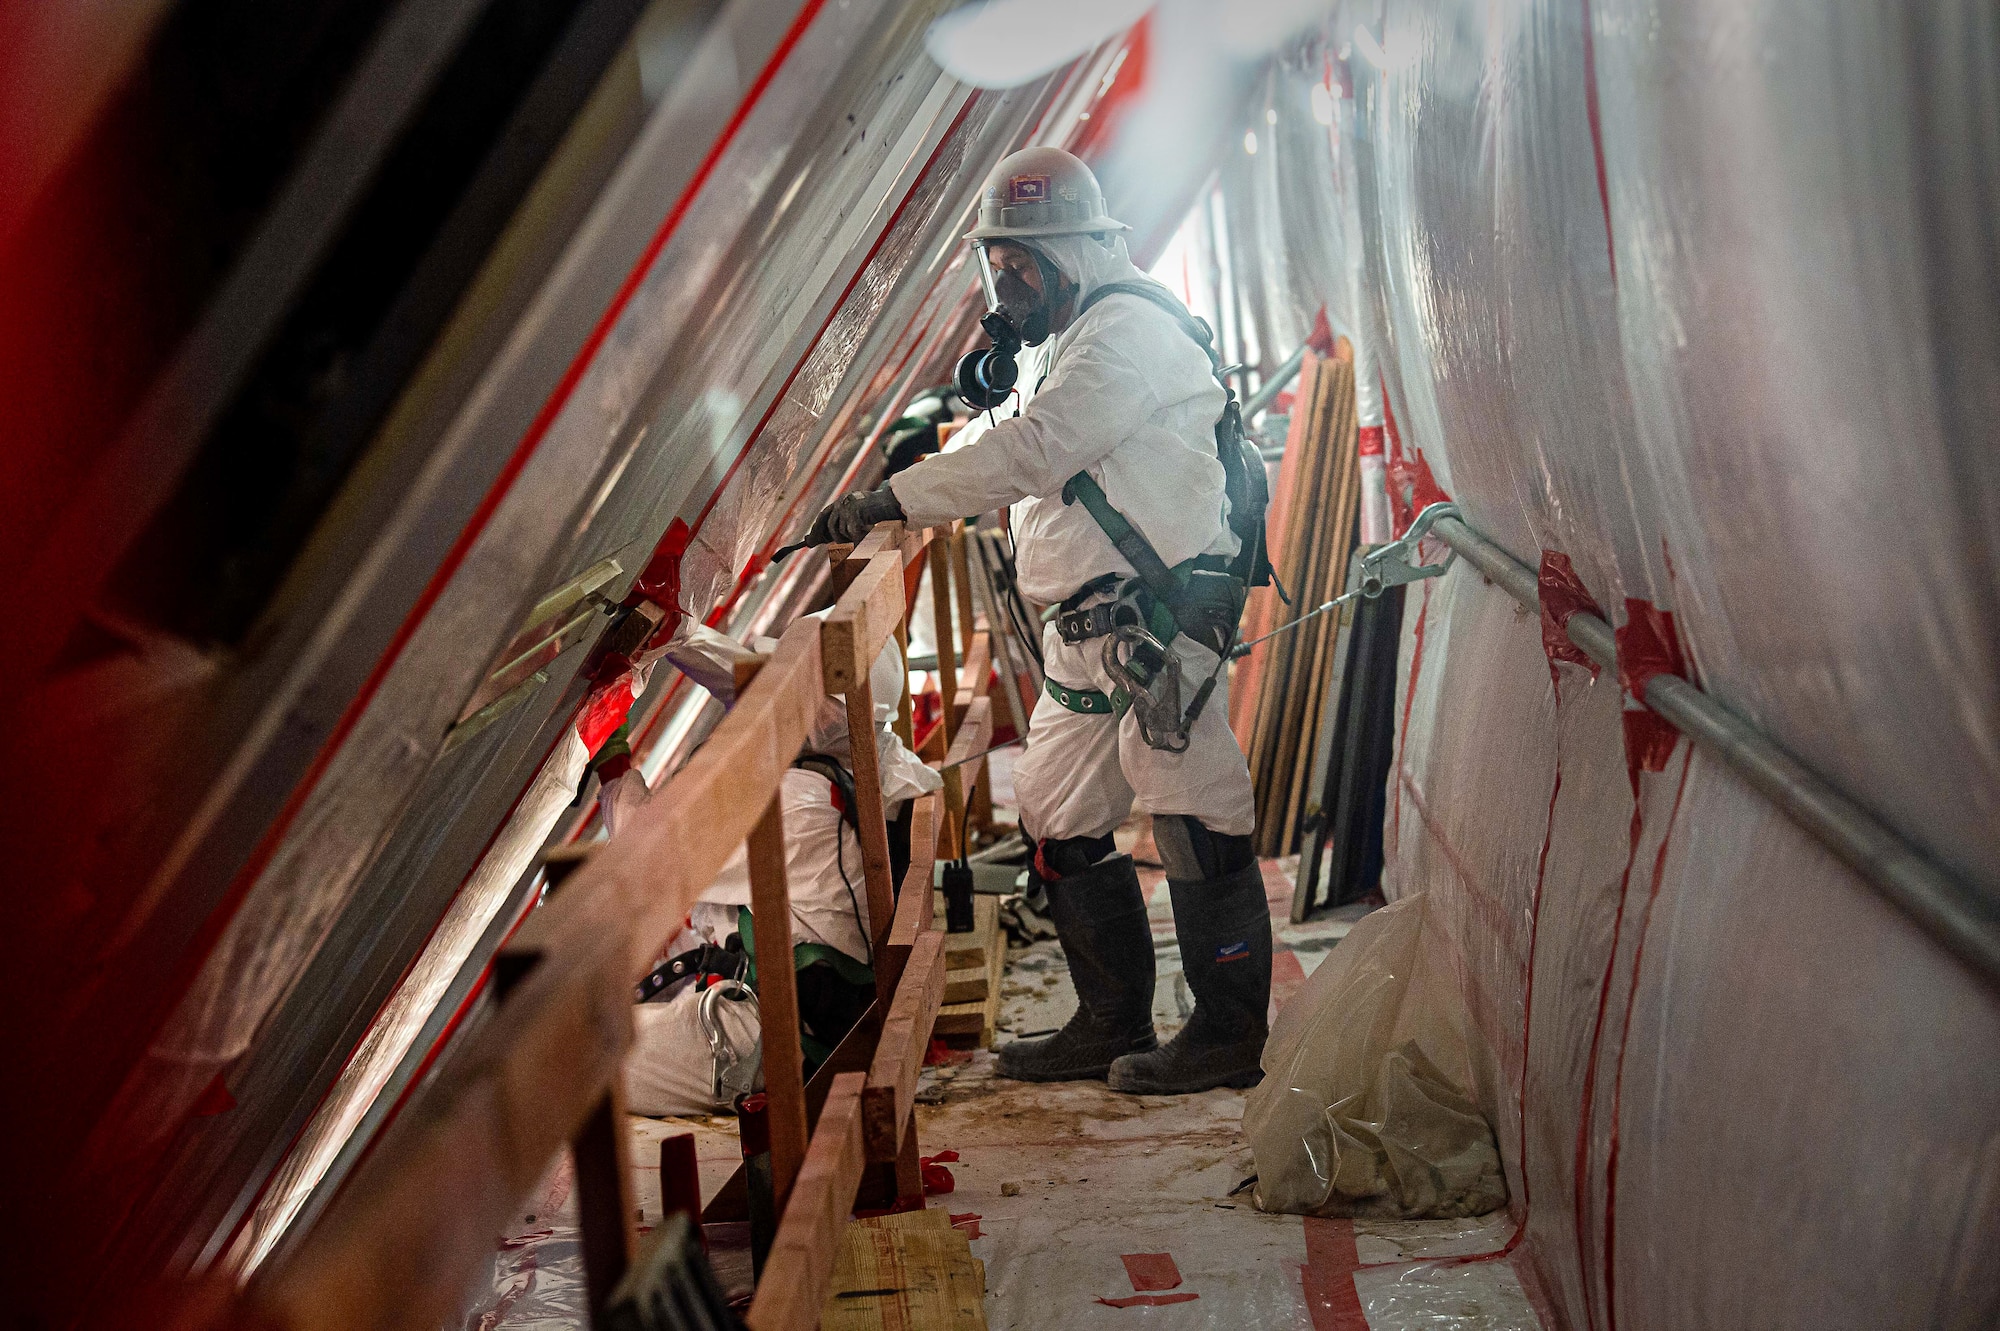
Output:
[{"xmin": 1043, "ymin": 281, "xmax": 1274, "ymax": 748}]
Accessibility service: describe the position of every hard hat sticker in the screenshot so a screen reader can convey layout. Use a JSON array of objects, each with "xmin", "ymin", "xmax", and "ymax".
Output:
[
  {"xmin": 1008, "ymin": 174, "xmax": 1050, "ymax": 204},
  {"xmin": 1215, "ymin": 941, "xmax": 1251, "ymax": 963}
]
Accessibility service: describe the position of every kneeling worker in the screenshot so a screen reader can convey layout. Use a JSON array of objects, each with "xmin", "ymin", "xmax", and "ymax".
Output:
[
  {"xmin": 625, "ymin": 616, "xmax": 940, "ymax": 1115},
  {"xmin": 807, "ymin": 147, "xmax": 1272, "ymax": 1094}
]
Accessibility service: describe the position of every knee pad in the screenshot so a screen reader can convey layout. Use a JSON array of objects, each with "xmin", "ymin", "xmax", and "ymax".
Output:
[
  {"xmin": 1152, "ymin": 815, "xmax": 1255, "ymax": 882},
  {"xmin": 1030, "ymin": 830, "xmax": 1118, "ymax": 885}
]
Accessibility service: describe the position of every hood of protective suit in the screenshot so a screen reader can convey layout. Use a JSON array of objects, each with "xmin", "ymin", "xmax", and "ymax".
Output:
[
  {"xmin": 741, "ymin": 610, "xmax": 941, "ymax": 805},
  {"xmin": 1029, "ymin": 230, "xmax": 1161, "ymax": 312}
]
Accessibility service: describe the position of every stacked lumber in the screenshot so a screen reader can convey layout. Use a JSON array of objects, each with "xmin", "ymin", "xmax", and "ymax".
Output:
[
  {"xmin": 1234, "ymin": 349, "xmax": 1361, "ymax": 857},
  {"xmin": 822, "ymin": 1209, "xmax": 987, "ymax": 1329},
  {"xmin": 932, "ymin": 894, "xmax": 1003, "ymax": 1047}
]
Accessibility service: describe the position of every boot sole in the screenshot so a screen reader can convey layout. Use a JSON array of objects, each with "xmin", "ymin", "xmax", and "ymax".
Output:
[
  {"xmin": 995, "ymin": 1035, "xmax": 1158, "ymax": 1084},
  {"xmin": 993, "ymin": 1061, "xmax": 1115, "ymax": 1083},
  {"xmin": 1106, "ymin": 1065, "xmax": 1265, "ymax": 1095}
]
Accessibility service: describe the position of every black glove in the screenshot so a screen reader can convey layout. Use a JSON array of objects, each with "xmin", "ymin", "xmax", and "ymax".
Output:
[{"xmin": 805, "ymin": 483, "xmax": 905, "ymax": 546}]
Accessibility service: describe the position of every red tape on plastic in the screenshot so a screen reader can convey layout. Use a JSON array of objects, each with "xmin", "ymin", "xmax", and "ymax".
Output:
[
  {"xmin": 1615, "ymin": 599, "xmax": 1689, "ymax": 791},
  {"xmin": 1119, "ymin": 1252, "xmax": 1183, "ymax": 1291},
  {"xmin": 1300, "ymin": 1218, "xmax": 1369, "ymax": 1331},
  {"xmin": 1537, "ymin": 551, "xmax": 1604, "ymax": 684}
]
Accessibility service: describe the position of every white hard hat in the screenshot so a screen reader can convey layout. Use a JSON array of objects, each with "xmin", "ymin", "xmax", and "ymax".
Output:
[{"xmin": 965, "ymin": 146, "xmax": 1129, "ymax": 242}]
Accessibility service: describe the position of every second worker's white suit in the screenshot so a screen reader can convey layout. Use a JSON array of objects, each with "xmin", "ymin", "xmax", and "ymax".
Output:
[{"xmin": 889, "ymin": 231, "xmax": 1256, "ymax": 843}]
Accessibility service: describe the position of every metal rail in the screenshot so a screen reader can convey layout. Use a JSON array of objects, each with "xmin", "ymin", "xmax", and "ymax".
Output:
[
  {"xmin": 1242, "ymin": 341, "xmax": 1309, "ymax": 420},
  {"xmin": 1431, "ymin": 515, "xmax": 2000, "ymax": 988}
]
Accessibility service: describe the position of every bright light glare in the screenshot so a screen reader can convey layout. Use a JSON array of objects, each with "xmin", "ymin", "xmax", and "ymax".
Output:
[
  {"xmin": 1310, "ymin": 82, "xmax": 1335, "ymax": 125},
  {"xmin": 1213, "ymin": 0, "xmax": 1337, "ymax": 56},
  {"xmin": 1244, "ymin": 130, "xmax": 1258, "ymax": 155},
  {"xmin": 1265, "ymin": 107, "xmax": 1278, "ymax": 125},
  {"xmin": 926, "ymin": 0, "xmax": 1151, "ymax": 90},
  {"xmin": 1353, "ymin": 23, "xmax": 1388, "ymax": 69}
]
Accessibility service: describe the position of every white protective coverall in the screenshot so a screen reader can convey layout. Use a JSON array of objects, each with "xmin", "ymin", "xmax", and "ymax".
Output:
[
  {"xmin": 627, "ymin": 618, "xmax": 938, "ymax": 1116},
  {"xmin": 889, "ymin": 232, "xmax": 1256, "ymax": 842}
]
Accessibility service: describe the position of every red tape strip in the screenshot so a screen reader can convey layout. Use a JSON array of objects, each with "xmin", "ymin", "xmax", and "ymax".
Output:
[
  {"xmin": 1120, "ymin": 1252, "xmax": 1183, "ymax": 1292},
  {"xmin": 1537, "ymin": 550, "xmax": 1603, "ymax": 684},
  {"xmin": 1301, "ymin": 1217, "xmax": 1370, "ymax": 1331}
]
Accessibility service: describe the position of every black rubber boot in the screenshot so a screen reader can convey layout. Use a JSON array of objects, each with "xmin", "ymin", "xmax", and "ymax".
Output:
[
  {"xmin": 996, "ymin": 854, "xmax": 1157, "ymax": 1082},
  {"xmin": 1108, "ymin": 862, "xmax": 1271, "ymax": 1094}
]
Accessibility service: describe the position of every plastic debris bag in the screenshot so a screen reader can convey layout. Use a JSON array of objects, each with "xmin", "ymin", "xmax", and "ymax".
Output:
[{"xmin": 1244, "ymin": 893, "xmax": 1506, "ymax": 1218}]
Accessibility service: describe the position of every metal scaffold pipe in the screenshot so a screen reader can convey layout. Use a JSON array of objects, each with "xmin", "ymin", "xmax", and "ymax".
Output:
[
  {"xmin": 1241, "ymin": 341, "xmax": 1308, "ymax": 420},
  {"xmin": 1430, "ymin": 514, "xmax": 2000, "ymax": 989}
]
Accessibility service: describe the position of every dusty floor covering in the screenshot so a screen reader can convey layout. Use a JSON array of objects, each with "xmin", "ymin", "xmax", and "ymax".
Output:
[{"xmin": 467, "ymin": 802, "xmax": 1542, "ymax": 1330}]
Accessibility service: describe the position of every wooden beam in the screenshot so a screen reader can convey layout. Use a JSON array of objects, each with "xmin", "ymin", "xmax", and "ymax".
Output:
[
  {"xmin": 885, "ymin": 794, "xmax": 938, "ymax": 956},
  {"xmin": 949, "ymin": 523, "xmax": 976, "ymax": 651},
  {"xmin": 826, "ymin": 542, "xmax": 859, "ymax": 597},
  {"xmin": 861, "ymin": 931, "xmax": 948, "ymax": 1163},
  {"xmin": 258, "ymin": 619, "xmax": 832, "ymax": 1330},
  {"xmin": 937, "ymin": 697, "xmax": 993, "ymax": 860},
  {"xmin": 821, "ymin": 551, "xmax": 903, "ymax": 693},
  {"xmin": 840, "ymin": 669, "xmax": 897, "ymax": 1002},
  {"xmin": 746, "ymin": 1073, "xmax": 869, "ymax": 1331},
  {"xmin": 956, "ymin": 631, "xmax": 991, "ymax": 705},
  {"xmin": 929, "ymin": 536, "xmax": 958, "ymax": 751},
  {"xmin": 572, "ymin": 1084, "xmax": 637, "ymax": 1320},
  {"xmin": 846, "ymin": 522, "xmax": 903, "ymax": 565},
  {"xmin": 746, "ymin": 791, "xmax": 808, "ymax": 1213},
  {"xmin": 943, "ymin": 697, "xmax": 993, "ymax": 772}
]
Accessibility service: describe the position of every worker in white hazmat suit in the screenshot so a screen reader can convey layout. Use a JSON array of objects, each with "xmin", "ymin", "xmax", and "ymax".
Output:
[
  {"xmin": 808, "ymin": 147, "xmax": 1272, "ymax": 1095},
  {"xmin": 624, "ymin": 614, "xmax": 939, "ymax": 1115}
]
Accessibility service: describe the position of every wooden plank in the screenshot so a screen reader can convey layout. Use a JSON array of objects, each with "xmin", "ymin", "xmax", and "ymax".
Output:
[
  {"xmin": 861, "ymin": 931, "xmax": 948, "ymax": 1162},
  {"xmin": 956, "ymin": 631, "xmax": 991, "ymax": 702},
  {"xmin": 572, "ymin": 1085, "xmax": 637, "ymax": 1321},
  {"xmin": 942, "ymin": 696, "xmax": 992, "ymax": 770},
  {"xmin": 938, "ymin": 894, "xmax": 998, "ymax": 972},
  {"xmin": 930, "ymin": 535, "xmax": 959, "ymax": 749},
  {"xmin": 847, "ymin": 522, "xmax": 904, "ymax": 565},
  {"xmin": 841, "ymin": 668, "xmax": 898, "ymax": 1002},
  {"xmin": 746, "ymin": 1073, "xmax": 870, "ymax": 1331},
  {"xmin": 827, "ymin": 542, "xmax": 860, "ymax": 597},
  {"xmin": 822, "ymin": 1222, "xmax": 986, "ymax": 1330},
  {"xmin": 949, "ymin": 523, "xmax": 977, "ymax": 653},
  {"xmin": 934, "ymin": 899, "xmax": 1005, "ymax": 1048},
  {"xmin": 822, "ymin": 551, "xmax": 905, "ymax": 692},
  {"xmin": 938, "ymin": 696, "xmax": 993, "ymax": 861},
  {"xmin": 942, "ymin": 971, "xmax": 987, "ymax": 1005},
  {"xmin": 747, "ymin": 791, "xmax": 808, "ymax": 1212},
  {"xmin": 886, "ymin": 794, "xmax": 939, "ymax": 954}
]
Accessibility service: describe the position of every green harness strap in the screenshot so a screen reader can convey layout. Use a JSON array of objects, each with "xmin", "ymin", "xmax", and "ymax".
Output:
[
  {"xmin": 1060, "ymin": 471, "xmax": 1193, "ymax": 646},
  {"xmin": 736, "ymin": 907, "xmax": 874, "ymax": 988},
  {"xmin": 1046, "ymin": 676, "xmax": 1125, "ymax": 715}
]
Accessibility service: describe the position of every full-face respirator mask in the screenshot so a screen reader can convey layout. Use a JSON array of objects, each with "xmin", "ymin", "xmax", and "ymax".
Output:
[{"xmin": 955, "ymin": 240, "xmax": 1061, "ymax": 411}]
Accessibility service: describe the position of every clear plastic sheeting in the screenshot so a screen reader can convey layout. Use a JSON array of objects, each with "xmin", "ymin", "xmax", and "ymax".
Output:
[
  {"xmin": 1247, "ymin": 894, "xmax": 1506, "ymax": 1221},
  {"xmin": 1218, "ymin": 2, "xmax": 2000, "ymax": 1328}
]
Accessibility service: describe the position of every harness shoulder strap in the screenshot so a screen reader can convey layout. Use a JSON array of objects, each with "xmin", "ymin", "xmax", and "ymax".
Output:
[
  {"xmin": 1077, "ymin": 281, "xmax": 1223, "ymax": 371},
  {"xmin": 792, "ymin": 752, "xmax": 860, "ymax": 833},
  {"xmin": 1060, "ymin": 471, "xmax": 1186, "ymax": 613}
]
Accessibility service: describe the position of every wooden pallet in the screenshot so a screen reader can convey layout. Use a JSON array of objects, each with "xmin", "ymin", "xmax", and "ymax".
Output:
[
  {"xmin": 822, "ymin": 1210, "xmax": 986, "ymax": 1330},
  {"xmin": 932, "ymin": 894, "xmax": 1003, "ymax": 1047}
]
